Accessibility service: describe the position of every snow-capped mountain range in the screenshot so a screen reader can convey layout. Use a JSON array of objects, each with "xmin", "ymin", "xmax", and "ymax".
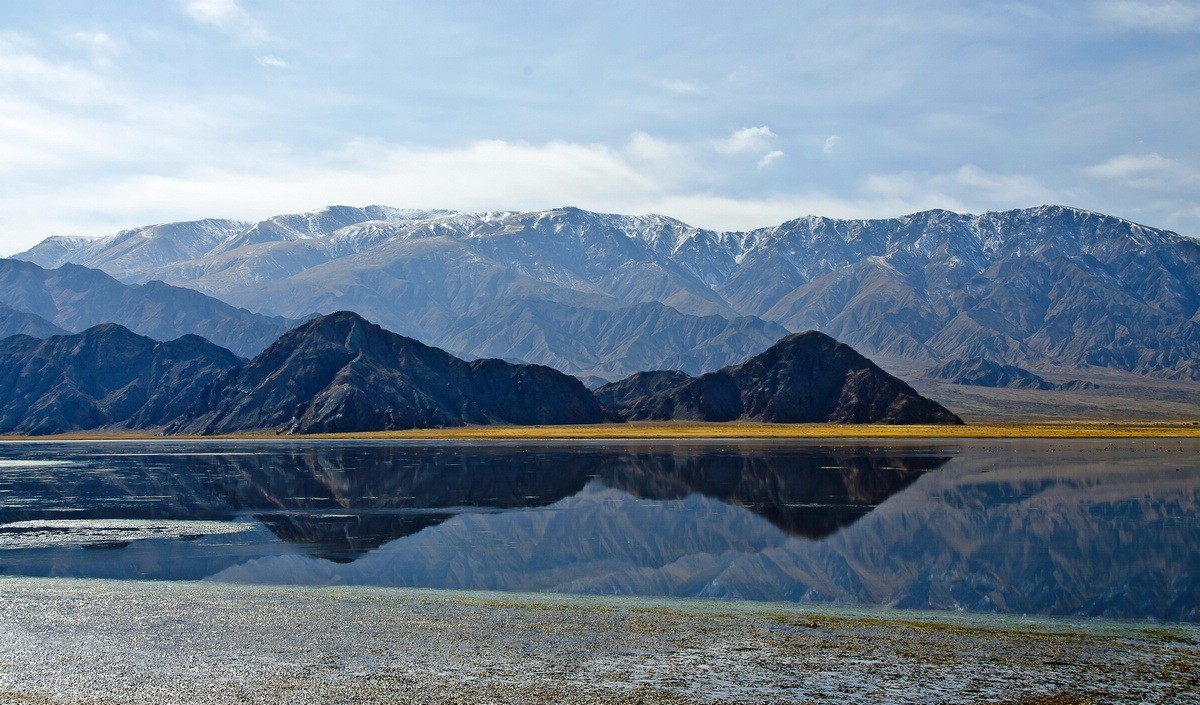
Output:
[{"xmin": 16, "ymin": 204, "xmax": 1200, "ymax": 382}]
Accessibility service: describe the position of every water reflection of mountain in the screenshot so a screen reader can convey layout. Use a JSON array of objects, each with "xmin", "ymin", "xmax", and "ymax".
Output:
[
  {"xmin": 2, "ymin": 441, "xmax": 1199, "ymax": 621},
  {"xmin": 0, "ymin": 443, "xmax": 940, "ymax": 562},
  {"xmin": 211, "ymin": 444, "xmax": 1200, "ymax": 621}
]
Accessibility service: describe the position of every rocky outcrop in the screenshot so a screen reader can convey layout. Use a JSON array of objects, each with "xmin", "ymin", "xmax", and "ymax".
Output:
[
  {"xmin": 172, "ymin": 311, "xmax": 606, "ymax": 435},
  {"xmin": 597, "ymin": 331, "xmax": 963, "ymax": 424},
  {"xmin": 0, "ymin": 325, "xmax": 242, "ymax": 435},
  {"xmin": 923, "ymin": 358, "xmax": 1099, "ymax": 390}
]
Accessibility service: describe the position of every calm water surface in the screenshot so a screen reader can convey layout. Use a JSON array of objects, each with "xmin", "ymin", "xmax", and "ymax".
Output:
[{"xmin": 0, "ymin": 439, "xmax": 1196, "ymax": 621}]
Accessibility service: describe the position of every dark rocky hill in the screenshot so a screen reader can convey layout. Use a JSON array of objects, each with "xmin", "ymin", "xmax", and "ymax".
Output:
[
  {"xmin": 0, "ymin": 325, "xmax": 242, "ymax": 435},
  {"xmin": 0, "ymin": 259, "xmax": 296, "ymax": 358},
  {"xmin": 172, "ymin": 311, "xmax": 606, "ymax": 435},
  {"xmin": 596, "ymin": 331, "xmax": 962, "ymax": 424}
]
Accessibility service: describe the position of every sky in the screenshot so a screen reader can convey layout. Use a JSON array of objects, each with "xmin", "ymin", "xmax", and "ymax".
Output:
[{"xmin": 1, "ymin": 0, "xmax": 1198, "ymax": 254}]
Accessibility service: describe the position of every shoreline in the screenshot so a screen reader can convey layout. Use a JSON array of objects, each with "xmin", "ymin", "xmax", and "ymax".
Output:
[
  {"xmin": 3, "ymin": 420, "xmax": 1200, "ymax": 441},
  {"xmin": 0, "ymin": 577, "xmax": 1195, "ymax": 704}
]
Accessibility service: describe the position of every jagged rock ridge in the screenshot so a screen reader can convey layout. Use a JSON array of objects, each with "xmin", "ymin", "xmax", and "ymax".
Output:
[{"xmin": 596, "ymin": 331, "xmax": 963, "ymax": 424}]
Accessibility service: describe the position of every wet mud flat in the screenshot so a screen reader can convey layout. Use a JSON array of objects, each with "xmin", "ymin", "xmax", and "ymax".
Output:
[{"xmin": 0, "ymin": 578, "xmax": 1196, "ymax": 704}]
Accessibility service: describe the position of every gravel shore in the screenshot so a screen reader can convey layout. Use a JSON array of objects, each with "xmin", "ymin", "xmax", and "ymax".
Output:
[{"xmin": 0, "ymin": 577, "xmax": 1196, "ymax": 704}]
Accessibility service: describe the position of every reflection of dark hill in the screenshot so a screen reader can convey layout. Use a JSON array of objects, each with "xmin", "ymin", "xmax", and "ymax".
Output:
[
  {"xmin": 197, "ymin": 444, "xmax": 939, "ymax": 556},
  {"xmin": 196, "ymin": 447, "xmax": 600, "ymax": 560},
  {"xmin": 0, "ymin": 443, "xmax": 935, "ymax": 562},
  {"xmin": 253, "ymin": 512, "xmax": 455, "ymax": 563},
  {"xmin": 597, "ymin": 449, "xmax": 945, "ymax": 538}
]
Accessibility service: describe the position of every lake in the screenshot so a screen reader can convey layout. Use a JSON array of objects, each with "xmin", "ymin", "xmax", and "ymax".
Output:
[{"xmin": 0, "ymin": 439, "xmax": 1196, "ymax": 622}]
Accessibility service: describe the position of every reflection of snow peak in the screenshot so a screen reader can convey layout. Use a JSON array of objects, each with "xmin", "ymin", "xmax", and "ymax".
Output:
[
  {"xmin": 0, "ymin": 460, "xmax": 73, "ymax": 470},
  {"xmin": 0, "ymin": 519, "xmax": 252, "ymax": 549}
]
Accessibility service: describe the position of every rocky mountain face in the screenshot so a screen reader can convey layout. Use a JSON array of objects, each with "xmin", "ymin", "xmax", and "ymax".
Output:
[
  {"xmin": 923, "ymin": 358, "xmax": 1098, "ymax": 391},
  {"xmin": 0, "ymin": 259, "xmax": 296, "ymax": 358},
  {"xmin": 596, "ymin": 331, "xmax": 962, "ymax": 424},
  {"xmin": 18, "ymin": 204, "xmax": 1200, "ymax": 382},
  {"xmin": 172, "ymin": 311, "xmax": 606, "ymax": 435},
  {"xmin": 0, "ymin": 325, "xmax": 242, "ymax": 435}
]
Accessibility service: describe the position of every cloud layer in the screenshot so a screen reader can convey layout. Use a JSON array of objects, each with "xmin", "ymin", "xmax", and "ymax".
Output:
[{"xmin": 0, "ymin": 1, "xmax": 1197, "ymax": 253}]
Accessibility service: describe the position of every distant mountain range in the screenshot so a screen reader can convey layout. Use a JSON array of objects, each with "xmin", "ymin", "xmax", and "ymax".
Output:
[
  {"xmin": 15, "ymin": 204, "xmax": 1200, "ymax": 382},
  {"xmin": 0, "ymin": 258, "xmax": 295, "ymax": 358},
  {"xmin": 0, "ymin": 312, "xmax": 958, "ymax": 435},
  {"xmin": 922, "ymin": 358, "xmax": 1097, "ymax": 391}
]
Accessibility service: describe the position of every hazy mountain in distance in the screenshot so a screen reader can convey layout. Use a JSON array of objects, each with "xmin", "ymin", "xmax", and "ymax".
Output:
[
  {"xmin": 923, "ymin": 358, "xmax": 1097, "ymax": 391},
  {"xmin": 0, "ymin": 303, "xmax": 68, "ymax": 339},
  {"xmin": 18, "ymin": 204, "xmax": 1200, "ymax": 382},
  {"xmin": 0, "ymin": 259, "xmax": 297, "ymax": 358}
]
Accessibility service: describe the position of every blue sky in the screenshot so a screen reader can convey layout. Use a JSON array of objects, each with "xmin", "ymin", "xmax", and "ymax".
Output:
[{"xmin": 2, "ymin": 0, "xmax": 1198, "ymax": 253}]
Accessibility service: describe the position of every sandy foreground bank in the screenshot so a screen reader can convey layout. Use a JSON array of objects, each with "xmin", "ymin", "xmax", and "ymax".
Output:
[{"xmin": 0, "ymin": 579, "xmax": 1196, "ymax": 704}]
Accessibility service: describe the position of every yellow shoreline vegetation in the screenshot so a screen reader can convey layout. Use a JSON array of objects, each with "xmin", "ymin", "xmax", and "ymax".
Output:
[{"xmin": 4, "ymin": 420, "xmax": 1200, "ymax": 441}]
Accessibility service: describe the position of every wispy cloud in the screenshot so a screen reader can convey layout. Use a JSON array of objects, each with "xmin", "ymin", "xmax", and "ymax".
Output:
[
  {"xmin": 662, "ymin": 79, "xmax": 705, "ymax": 95},
  {"xmin": 1084, "ymin": 152, "xmax": 1199, "ymax": 187},
  {"xmin": 863, "ymin": 165, "xmax": 1058, "ymax": 211},
  {"xmin": 757, "ymin": 150, "xmax": 784, "ymax": 168},
  {"xmin": 66, "ymin": 31, "xmax": 121, "ymax": 68},
  {"xmin": 1096, "ymin": 1, "xmax": 1200, "ymax": 31},
  {"xmin": 184, "ymin": 0, "xmax": 271, "ymax": 42},
  {"xmin": 255, "ymin": 55, "xmax": 289, "ymax": 69},
  {"xmin": 823, "ymin": 134, "xmax": 842, "ymax": 154}
]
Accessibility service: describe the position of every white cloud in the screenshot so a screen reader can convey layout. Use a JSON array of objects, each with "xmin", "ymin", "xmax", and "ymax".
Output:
[
  {"xmin": 714, "ymin": 126, "xmax": 776, "ymax": 155},
  {"xmin": 863, "ymin": 165, "xmax": 1058, "ymax": 212},
  {"xmin": 67, "ymin": 31, "xmax": 121, "ymax": 67},
  {"xmin": 1096, "ymin": 1, "xmax": 1200, "ymax": 31},
  {"xmin": 184, "ymin": 0, "xmax": 270, "ymax": 42},
  {"xmin": 1083, "ymin": 152, "xmax": 1199, "ymax": 187},
  {"xmin": 757, "ymin": 150, "xmax": 784, "ymax": 168},
  {"xmin": 823, "ymin": 134, "xmax": 842, "ymax": 154},
  {"xmin": 256, "ymin": 55, "xmax": 289, "ymax": 68},
  {"xmin": 0, "ymin": 135, "xmax": 1076, "ymax": 255},
  {"xmin": 663, "ymin": 79, "xmax": 705, "ymax": 95},
  {"xmin": 0, "ymin": 34, "xmax": 109, "ymax": 105}
]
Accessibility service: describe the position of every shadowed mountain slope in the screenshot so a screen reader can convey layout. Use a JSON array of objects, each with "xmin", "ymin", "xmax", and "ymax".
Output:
[
  {"xmin": 171, "ymin": 311, "xmax": 606, "ymax": 435},
  {"xmin": 0, "ymin": 325, "xmax": 242, "ymax": 435},
  {"xmin": 596, "ymin": 331, "xmax": 962, "ymax": 424}
]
